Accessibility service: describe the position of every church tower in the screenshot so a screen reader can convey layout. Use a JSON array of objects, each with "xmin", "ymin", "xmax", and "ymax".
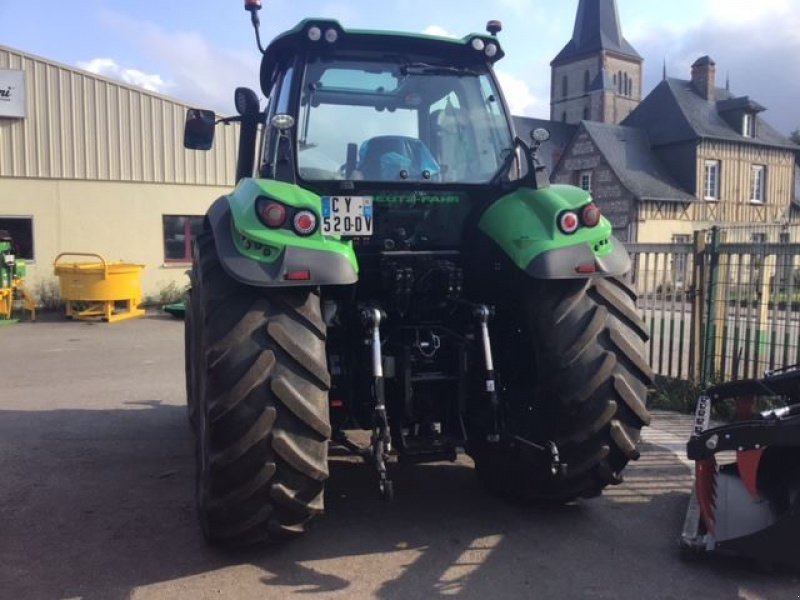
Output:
[{"xmin": 550, "ymin": 0, "xmax": 643, "ymax": 125}]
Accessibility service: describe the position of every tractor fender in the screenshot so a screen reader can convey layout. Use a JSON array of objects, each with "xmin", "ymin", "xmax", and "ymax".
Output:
[
  {"xmin": 525, "ymin": 238, "xmax": 630, "ymax": 279},
  {"xmin": 478, "ymin": 184, "xmax": 630, "ymax": 279},
  {"xmin": 207, "ymin": 196, "xmax": 358, "ymax": 287}
]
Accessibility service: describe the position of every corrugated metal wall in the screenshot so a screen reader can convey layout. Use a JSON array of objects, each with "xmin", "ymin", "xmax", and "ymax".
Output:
[{"xmin": 0, "ymin": 45, "xmax": 238, "ymax": 186}]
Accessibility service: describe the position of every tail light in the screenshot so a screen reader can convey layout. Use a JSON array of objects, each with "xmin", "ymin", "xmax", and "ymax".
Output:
[
  {"xmin": 260, "ymin": 201, "xmax": 287, "ymax": 228},
  {"xmin": 285, "ymin": 270, "xmax": 311, "ymax": 281},
  {"xmin": 558, "ymin": 211, "xmax": 580, "ymax": 235},
  {"xmin": 582, "ymin": 204, "xmax": 601, "ymax": 228},
  {"xmin": 293, "ymin": 210, "xmax": 318, "ymax": 236}
]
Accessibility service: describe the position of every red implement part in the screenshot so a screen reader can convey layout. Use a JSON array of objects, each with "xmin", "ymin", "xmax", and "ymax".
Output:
[
  {"xmin": 735, "ymin": 396, "xmax": 755, "ymax": 420},
  {"xmin": 696, "ymin": 457, "xmax": 717, "ymax": 534},
  {"xmin": 736, "ymin": 448, "xmax": 765, "ymax": 500}
]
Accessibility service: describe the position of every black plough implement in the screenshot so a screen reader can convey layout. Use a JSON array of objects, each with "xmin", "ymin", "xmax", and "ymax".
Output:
[{"xmin": 681, "ymin": 366, "xmax": 800, "ymax": 568}]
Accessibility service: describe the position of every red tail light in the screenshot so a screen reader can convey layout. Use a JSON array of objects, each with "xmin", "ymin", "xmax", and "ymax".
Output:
[
  {"xmin": 260, "ymin": 202, "xmax": 287, "ymax": 228},
  {"xmin": 285, "ymin": 270, "xmax": 311, "ymax": 281},
  {"xmin": 558, "ymin": 211, "xmax": 580, "ymax": 235},
  {"xmin": 582, "ymin": 203, "xmax": 601, "ymax": 228},
  {"xmin": 293, "ymin": 210, "xmax": 317, "ymax": 236}
]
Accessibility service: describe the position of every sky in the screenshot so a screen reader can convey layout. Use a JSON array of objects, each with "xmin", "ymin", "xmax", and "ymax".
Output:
[{"xmin": 0, "ymin": 0, "xmax": 798, "ymax": 134}]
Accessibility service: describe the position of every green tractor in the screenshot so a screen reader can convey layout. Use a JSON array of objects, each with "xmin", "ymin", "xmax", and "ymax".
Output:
[{"xmin": 183, "ymin": 1, "xmax": 652, "ymax": 544}]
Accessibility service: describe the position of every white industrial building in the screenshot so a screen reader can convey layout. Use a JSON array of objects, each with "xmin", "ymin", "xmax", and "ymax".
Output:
[{"xmin": 0, "ymin": 44, "xmax": 238, "ymax": 302}]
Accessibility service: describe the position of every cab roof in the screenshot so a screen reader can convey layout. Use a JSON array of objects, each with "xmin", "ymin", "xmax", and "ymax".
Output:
[{"xmin": 260, "ymin": 19, "xmax": 505, "ymax": 96}]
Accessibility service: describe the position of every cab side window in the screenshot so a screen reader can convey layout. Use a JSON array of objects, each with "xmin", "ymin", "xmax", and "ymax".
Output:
[{"xmin": 262, "ymin": 65, "xmax": 295, "ymax": 179}]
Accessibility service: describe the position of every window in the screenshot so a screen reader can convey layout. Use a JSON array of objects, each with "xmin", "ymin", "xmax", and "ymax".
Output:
[
  {"xmin": 296, "ymin": 56, "xmax": 513, "ymax": 184},
  {"xmin": 704, "ymin": 160, "xmax": 720, "ymax": 200},
  {"xmin": 163, "ymin": 216, "xmax": 204, "ymax": 263},
  {"xmin": 584, "ymin": 70, "xmax": 590, "ymax": 93},
  {"xmin": 751, "ymin": 232, "xmax": 767, "ymax": 272},
  {"xmin": 561, "ymin": 111, "xmax": 567, "ymax": 123},
  {"xmin": 743, "ymin": 113, "xmax": 755, "ymax": 138},
  {"xmin": 623, "ymin": 73, "xmax": 629, "ymax": 96},
  {"xmin": 778, "ymin": 232, "xmax": 792, "ymax": 288},
  {"xmin": 618, "ymin": 71, "xmax": 623, "ymax": 94},
  {"xmin": 750, "ymin": 165, "xmax": 766, "ymax": 203},
  {"xmin": 562, "ymin": 75, "xmax": 568, "ymax": 98},
  {"xmin": 583, "ymin": 107, "xmax": 590, "ymax": 120},
  {"xmin": 580, "ymin": 170, "xmax": 592, "ymax": 191},
  {"xmin": 672, "ymin": 234, "xmax": 691, "ymax": 287},
  {"xmin": 0, "ymin": 217, "xmax": 33, "ymax": 260}
]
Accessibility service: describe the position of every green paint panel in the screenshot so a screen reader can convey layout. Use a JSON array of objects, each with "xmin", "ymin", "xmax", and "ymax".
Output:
[
  {"xmin": 478, "ymin": 184, "xmax": 614, "ymax": 271},
  {"xmin": 226, "ymin": 178, "xmax": 359, "ymax": 273}
]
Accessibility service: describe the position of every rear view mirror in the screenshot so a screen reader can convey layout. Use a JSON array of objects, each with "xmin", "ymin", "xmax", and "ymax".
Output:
[{"xmin": 184, "ymin": 109, "xmax": 216, "ymax": 150}]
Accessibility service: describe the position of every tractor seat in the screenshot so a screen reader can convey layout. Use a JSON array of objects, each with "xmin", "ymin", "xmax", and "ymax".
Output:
[{"xmin": 356, "ymin": 136, "xmax": 440, "ymax": 182}]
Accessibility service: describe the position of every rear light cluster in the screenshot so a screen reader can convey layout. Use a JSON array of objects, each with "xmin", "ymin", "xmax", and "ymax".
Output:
[
  {"xmin": 255, "ymin": 197, "xmax": 318, "ymax": 237},
  {"xmin": 558, "ymin": 203, "xmax": 602, "ymax": 235}
]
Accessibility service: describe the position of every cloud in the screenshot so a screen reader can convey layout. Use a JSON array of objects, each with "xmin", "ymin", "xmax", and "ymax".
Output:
[
  {"xmin": 496, "ymin": 70, "xmax": 542, "ymax": 116},
  {"xmin": 98, "ymin": 12, "xmax": 261, "ymax": 115},
  {"xmin": 77, "ymin": 58, "xmax": 170, "ymax": 94},
  {"xmin": 629, "ymin": 4, "xmax": 800, "ymax": 134},
  {"xmin": 423, "ymin": 25, "xmax": 457, "ymax": 38},
  {"xmin": 497, "ymin": 0, "xmax": 534, "ymax": 15},
  {"xmin": 706, "ymin": 0, "xmax": 793, "ymax": 26}
]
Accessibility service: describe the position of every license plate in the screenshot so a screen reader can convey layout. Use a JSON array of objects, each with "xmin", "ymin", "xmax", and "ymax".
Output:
[{"xmin": 321, "ymin": 196, "xmax": 373, "ymax": 236}]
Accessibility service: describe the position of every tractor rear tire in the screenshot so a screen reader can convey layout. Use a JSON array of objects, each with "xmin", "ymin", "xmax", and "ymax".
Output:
[
  {"xmin": 471, "ymin": 275, "xmax": 653, "ymax": 503},
  {"xmin": 187, "ymin": 231, "xmax": 331, "ymax": 544},
  {"xmin": 185, "ymin": 291, "xmax": 199, "ymax": 429}
]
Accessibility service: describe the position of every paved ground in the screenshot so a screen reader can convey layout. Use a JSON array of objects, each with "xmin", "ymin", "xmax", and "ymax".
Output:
[{"xmin": 1, "ymin": 314, "xmax": 798, "ymax": 599}]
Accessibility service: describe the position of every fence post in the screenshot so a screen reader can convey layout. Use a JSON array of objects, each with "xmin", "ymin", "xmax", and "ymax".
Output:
[
  {"xmin": 755, "ymin": 243, "xmax": 771, "ymax": 376},
  {"xmin": 689, "ymin": 230, "xmax": 707, "ymax": 385},
  {"xmin": 712, "ymin": 229, "xmax": 729, "ymax": 378},
  {"xmin": 701, "ymin": 227, "xmax": 721, "ymax": 385}
]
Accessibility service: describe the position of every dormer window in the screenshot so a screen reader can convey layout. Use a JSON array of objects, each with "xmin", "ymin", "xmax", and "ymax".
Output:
[{"xmin": 743, "ymin": 113, "xmax": 755, "ymax": 138}]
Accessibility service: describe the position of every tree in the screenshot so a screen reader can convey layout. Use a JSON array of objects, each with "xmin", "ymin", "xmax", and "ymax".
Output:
[{"xmin": 791, "ymin": 127, "xmax": 800, "ymax": 145}]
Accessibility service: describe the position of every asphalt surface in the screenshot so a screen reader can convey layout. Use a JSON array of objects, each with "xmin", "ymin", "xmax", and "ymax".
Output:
[{"xmin": 1, "ymin": 314, "xmax": 799, "ymax": 599}]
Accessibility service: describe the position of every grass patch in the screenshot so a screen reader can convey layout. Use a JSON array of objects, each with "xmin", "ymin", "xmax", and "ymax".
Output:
[
  {"xmin": 143, "ymin": 281, "xmax": 187, "ymax": 308},
  {"xmin": 648, "ymin": 374, "xmax": 786, "ymax": 422},
  {"xmin": 648, "ymin": 376, "xmax": 698, "ymax": 414},
  {"xmin": 32, "ymin": 278, "xmax": 63, "ymax": 311}
]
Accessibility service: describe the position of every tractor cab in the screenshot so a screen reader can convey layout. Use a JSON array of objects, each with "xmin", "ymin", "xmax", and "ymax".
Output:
[{"xmin": 257, "ymin": 19, "xmax": 519, "ymax": 192}]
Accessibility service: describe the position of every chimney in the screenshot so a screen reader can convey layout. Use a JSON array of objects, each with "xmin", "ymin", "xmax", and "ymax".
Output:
[{"xmin": 691, "ymin": 55, "xmax": 716, "ymax": 101}]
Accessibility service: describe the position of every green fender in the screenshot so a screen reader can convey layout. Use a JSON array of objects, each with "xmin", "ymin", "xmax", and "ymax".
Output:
[
  {"xmin": 478, "ymin": 184, "xmax": 630, "ymax": 279},
  {"xmin": 208, "ymin": 178, "xmax": 359, "ymax": 287}
]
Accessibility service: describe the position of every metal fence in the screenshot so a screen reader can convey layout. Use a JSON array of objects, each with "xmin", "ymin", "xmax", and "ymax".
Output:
[
  {"xmin": 629, "ymin": 243, "xmax": 696, "ymax": 381},
  {"xmin": 629, "ymin": 224, "xmax": 800, "ymax": 385},
  {"xmin": 703, "ymin": 225, "xmax": 800, "ymax": 382}
]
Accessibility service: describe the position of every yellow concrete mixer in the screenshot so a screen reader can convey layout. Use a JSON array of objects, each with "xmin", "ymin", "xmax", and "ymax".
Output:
[{"xmin": 53, "ymin": 253, "xmax": 145, "ymax": 323}]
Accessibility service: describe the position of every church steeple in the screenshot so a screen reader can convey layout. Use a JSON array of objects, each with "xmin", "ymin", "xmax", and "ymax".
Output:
[
  {"xmin": 550, "ymin": 0, "xmax": 643, "ymax": 125},
  {"xmin": 552, "ymin": 0, "xmax": 642, "ymax": 66}
]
